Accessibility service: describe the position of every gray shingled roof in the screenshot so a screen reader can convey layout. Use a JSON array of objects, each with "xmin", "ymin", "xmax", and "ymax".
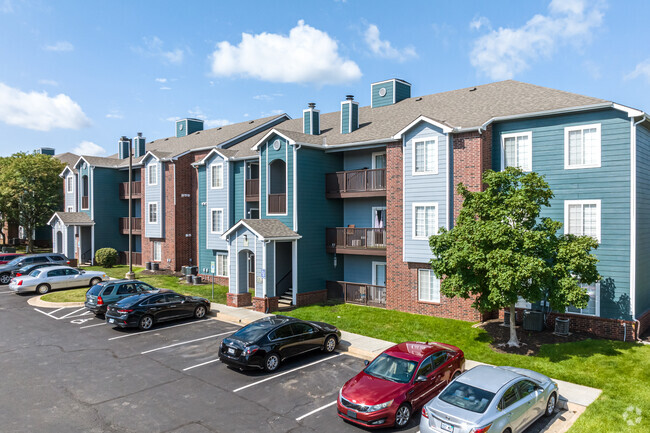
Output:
[
  {"xmin": 55, "ymin": 152, "xmax": 80, "ymax": 173},
  {"xmin": 50, "ymin": 212, "xmax": 94, "ymax": 226},
  {"xmin": 225, "ymin": 219, "xmax": 301, "ymax": 240},
  {"xmin": 267, "ymin": 80, "xmax": 609, "ymax": 146}
]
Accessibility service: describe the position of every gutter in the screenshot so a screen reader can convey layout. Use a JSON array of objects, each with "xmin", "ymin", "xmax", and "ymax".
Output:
[{"xmin": 630, "ymin": 115, "xmax": 646, "ymax": 323}]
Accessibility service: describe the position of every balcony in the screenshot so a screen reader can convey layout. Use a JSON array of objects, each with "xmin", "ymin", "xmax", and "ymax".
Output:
[
  {"xmin": 327, "ymin": 281, "xmax": 386, "ymax": 308},
  {"xmin": 118, "ymin": 251, "xmax": 142, "ymax": 266},
  {"xmin": 325, "ymin": 168, "xmax": 386, "ymax": 198},
  {"xmin": 119, "ymin": 217, "xmax": 142, "ymax": 235},
  {"xmin": 119, "ymin": 181, "xmax": 142, "ymax": 199},
  {"xmin": 268, "ymin": 193, "xmax": 286, "ymax": 214},
  {"xmin": 81, "ymin": 196, "xmax": 89, "ymax": 210},
  {"xmin": 246, "ymin": 178, "xmax": 259, "ymax": 202},
  {"xmin": 326, "ymin": 227, "xmax": 386, "ymax": 256}
]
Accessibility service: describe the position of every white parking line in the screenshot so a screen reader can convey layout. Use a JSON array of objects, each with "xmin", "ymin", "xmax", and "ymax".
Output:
[
  {"xmin": 233, "ymin": 353, "xmax": 342, "ymax": 393},
  {"xmin": 34, "ymin": 308, "xmax": 63, "ymax": 317},
  {"xmin": 183, "ymin": 358, "xmax": 221, "ymax": 371},
  {"xmin": 295, "ymin": 400, "xmax": 337, "ymax": 421},
  {"xmin": 108, "ymin": 320, "xmax": 208, "ymax": 341},
  {"xmin": 80, "ymin": 322, "xmax": 106, "ymax": 329},
  {"xmin": 59, "ymin": 311, "xmax": 92, "ymax": 320},
  {"xmin": 58, "ymin": 307, "xmax": 86, "ymax": 319},
  {"xmin": 141, "ymin": 331, "xmax": 234, "ymax": 354},
  {"xmin": 0, "ymin": 291, "xmax": 14, "ymax": 294}
]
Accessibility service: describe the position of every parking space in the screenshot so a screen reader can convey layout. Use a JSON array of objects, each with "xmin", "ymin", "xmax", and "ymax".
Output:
[{"xmin": 0, "ymin": 292, "xmax": 569, "ymax": 433}]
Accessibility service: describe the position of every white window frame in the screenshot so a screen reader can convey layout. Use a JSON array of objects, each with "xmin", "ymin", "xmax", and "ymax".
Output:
[
  {"xmin": 210, "ymin": 208, "xmax": 224, "ymax": 234},
  {"xmin": 148, "ymin": 202, "xmax": 159, "ymax": 224},
  {"xmin": 66, "ymin": 206, "xmax": 73, "ymax": 213},
  {"xmin": 564, "ymin": 123, "xmax": 601, "ymax": 169},
  {"xmin": 567, "ymin": 283, "xmax": 600, "ymax": 316},
  {"xmin": 418, "ymin": 269, "xmax": 441, "ymax": 303},
  {"xmin": 66, "ymin": 175, "xmax": 74, "ymax": 193},
  {"xmin": 412, "ymin": 137, "xmax": 438, "ymax": 175},
  {"xmin": 153, "ymin": 241, "xmax": 162, "ymax": 262},
  {"xmin": 147, "ymin": 163, "xmax": 158, "ymax": 186},
  {"xmin": 216, "ymin": 252, "xmax": 228, "ymax": 277},
  {"xmin": 210, "ymin": 163, "xmax": 224, "ymax": 189},
  {"xmin": 371, "ymin": 261, "xmax": 387, "ymax": 286},
  {"xmin": 564, "ymin": 200, "xmax": 601, "ymax": 243},
  {"xmin": 412, "ymin": 202, "xmax": 438, "ymax": 240},
  {"xmin": 501, "ymin": 131, "xmax": 532, "ymax": 172},
  {"xmin": 371, "ymin": 151, "xmax": 387, "ymax": 170}
]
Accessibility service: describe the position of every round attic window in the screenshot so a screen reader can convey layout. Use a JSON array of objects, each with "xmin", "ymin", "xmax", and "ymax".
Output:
[
  {"xmin": 272, "ymin": 139, "xmax": 281, "ymax": 151},
  {"xmin": 179, "ymin": 123, "xmax": 184, "ymax": 131},
  {"xmin": 378, "ymin": 87, "xmax": 387, "ymax": 97}
]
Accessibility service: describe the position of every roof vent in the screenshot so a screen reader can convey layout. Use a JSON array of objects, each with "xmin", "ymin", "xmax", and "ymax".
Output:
[
  {"xmin": 249, "ymin": 120, "xmax": 254, "ymax": 124},
  {"xmin": 469, "ymin": 87, "xmax": 477, "ymax": 92},
  {"xmin": 346, "ymin": 94, "xmax": 354, "ymax": 101},
  {"xmin": 303, "ymin": 102, "xmax": 320, "ymax": 135},
  {"xmin": 416, "ymin": 97, "xmax": 423, "ymax": 101}
]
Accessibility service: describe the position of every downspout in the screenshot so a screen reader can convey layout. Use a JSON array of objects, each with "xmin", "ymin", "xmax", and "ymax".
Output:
[
  {"xmin": 293, "ymin": 144, "xmax": 301, "ymax": 232},
  {"xmin": 630, "ymin": 115, "xmax": 646, "ymax": 337}
]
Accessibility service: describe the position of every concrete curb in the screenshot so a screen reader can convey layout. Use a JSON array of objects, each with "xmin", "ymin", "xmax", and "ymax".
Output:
[{"xmin": 27, "ymin": 295, "xmax": 84, "ymax": 308}]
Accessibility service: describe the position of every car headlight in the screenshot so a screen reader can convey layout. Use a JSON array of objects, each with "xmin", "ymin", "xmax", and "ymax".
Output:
[{"xmin": 366, "ymin": 399, "xmax": 393, "ymax": 412}]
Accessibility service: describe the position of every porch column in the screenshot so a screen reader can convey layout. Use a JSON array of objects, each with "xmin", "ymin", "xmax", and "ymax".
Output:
[{"xmin": 226, "ymin": 234, "xmax": 252, "ymax": 308}]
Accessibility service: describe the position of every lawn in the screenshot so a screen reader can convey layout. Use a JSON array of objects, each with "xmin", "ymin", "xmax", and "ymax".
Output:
[
  {"xmin": 40, "ymin": 265, "xmax": 229, "ymax": 303},
  {"xmin": 283, "ymin": 303, "xmax": 650, "ymax": 433}
]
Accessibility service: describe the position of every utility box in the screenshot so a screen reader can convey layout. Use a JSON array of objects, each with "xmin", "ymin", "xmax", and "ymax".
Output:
[{"xmin": 523, "ymin": 310, "xmax": 544, "ymax": 331}]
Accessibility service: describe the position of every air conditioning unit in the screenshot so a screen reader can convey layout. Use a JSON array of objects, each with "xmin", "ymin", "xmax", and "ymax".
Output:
[
  {"xmin": 554, "ymin": 317, "xmax": 570, "ymax": 336},
  {"xmin": 523, "ymin": 310, "xmax": 544, "ymax": 332},
  {"xmin": 503, "ymin": 310, "xmax": 511, "ymax": 326}
]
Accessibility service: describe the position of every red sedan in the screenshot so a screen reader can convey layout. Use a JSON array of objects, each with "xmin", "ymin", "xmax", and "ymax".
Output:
[
  {"xmin": 337, "ymin": 341, "xmax": 464, "ymax": 429},
  {"xmin": 0, "ymin": 253, "xmax": 22, "ymax": 265}
]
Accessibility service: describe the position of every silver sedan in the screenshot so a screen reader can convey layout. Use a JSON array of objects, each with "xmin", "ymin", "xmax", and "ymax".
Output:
[
  {"xmin": 9, "ymin": 266, "xmax": 107, "ymax": 295},
  {"xmin": 420, "ymin": 365, "xmax": 558, "ymax": 433}
]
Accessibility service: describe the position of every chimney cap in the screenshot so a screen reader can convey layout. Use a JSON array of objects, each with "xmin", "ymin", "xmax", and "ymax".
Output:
[
  {"xmin": 308, "ymin": 102, "xmax": 316, "ymax": 108},
  {"xmin": 120, "ymin": 136, "xmax": 129, "ymax": 141},
  {"xmin": 346, "ymin": 95, "xmax": 354, "ymax": 101},
  {"xmin": 137, "ymin": 132, "xmax": 143, "ymax": 137}
]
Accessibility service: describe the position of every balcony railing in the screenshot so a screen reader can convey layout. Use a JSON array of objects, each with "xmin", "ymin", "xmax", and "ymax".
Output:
[
  {"xmin": 325, "ymin": 168, "xmax": 386, "ymax": 198},
  {"xmin": 119, "ymin": 181, "xmax": 142, "ymax": 199},
  {"xmin": 326, "ymin": 280, "xmax": 386, "ymax": 308},
  {"xmin": 326, "ymin": 227, "xmax": 386, "ymax": 255},
  {"xmin": 118, "ymin": 251, "xmax": 142, "ymax": 266},
  {"xmin": 119, "ymin": 217, "xmax": 142, "ymax": 235},
  {"xmin": 268, "ymin": 193, "xmax": 286, "ymax": 214},
  {"xmin": 81, "ymin": 196, "xmax": 89, "ymax": 209},
  {"xmin": 246, "ymin": 179, "xmax": 259, "ymax": 202}
]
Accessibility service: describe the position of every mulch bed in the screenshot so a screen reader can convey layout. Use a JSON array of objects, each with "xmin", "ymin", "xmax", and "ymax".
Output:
[{"xmin": 478, "ymin": 319, "xmax": 596, "ymax": 356}]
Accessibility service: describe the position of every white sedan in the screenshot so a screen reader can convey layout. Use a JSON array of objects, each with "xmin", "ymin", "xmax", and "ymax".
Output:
[{"xmin": 9, "ymin": 266, "xmax": 107, "ymax": 295}]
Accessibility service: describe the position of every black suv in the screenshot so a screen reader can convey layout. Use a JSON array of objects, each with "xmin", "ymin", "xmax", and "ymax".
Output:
[{"xmin": 0, "ymin": 253, "xmax": 70, "ymax": 285}]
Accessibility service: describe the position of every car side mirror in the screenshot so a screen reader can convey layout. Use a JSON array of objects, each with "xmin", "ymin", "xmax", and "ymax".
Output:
[
  {"xmin": 364, "ymin": 360, "xmax": 370, "ymax": 366},
  {"xmin": 537, "ymin": 386, "xmax": 544, "ymax": 392},
  {"xmin": 80, "ymin": 270, "xmax": 85, "ymax": 274},
  {"xmin": 415, "ymin": 375, "xmax": 428, "ymax": 383}
]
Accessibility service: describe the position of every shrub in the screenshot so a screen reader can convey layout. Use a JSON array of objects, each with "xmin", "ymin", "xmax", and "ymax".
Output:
[{"xmin": 95, "ymin": 248, "xmax": 118, "ymax": 268}]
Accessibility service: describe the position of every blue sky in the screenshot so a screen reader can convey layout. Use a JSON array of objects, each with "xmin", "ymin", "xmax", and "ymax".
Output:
[{"xmin": 1, "ymin": 0, "xmax": 649, "ymax": 157}]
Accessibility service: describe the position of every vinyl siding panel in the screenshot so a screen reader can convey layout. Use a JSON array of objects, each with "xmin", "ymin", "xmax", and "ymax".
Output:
[
  {"xmin": 372, "ymin": 81, "xmax": 394, "ymax": 108},
  {"xmin": 343, "ymin": 255, "xmax": 379, "ymax": 284},
  {"xmin": 64, "ymin": 173, "xmax": 76, "ymax": 211},
  {"xmin": 227, "ymin": 226, "xmax": 264, "ymax": 296},
  {"xmin": 260, "ymin": 135, "xmax": 293, "ymax": 228},
  {"xmin": 636, "ymin": 123, "xmax": 650, "ymax": 318},
  {"xmin": 205, "ymin": 153, "xmax": 229, "ymax": 251},
  {"xmin": 143, "ymin": 158, "xmax": 164, "ymax": 238},
  {"xmin": 492, "ymin": 108, "xmax": 632, "ymax": 320},
  {"xmin": 344, "ymin": 198, "xmax": 386, "ymax": 227},
  {"xmin": 92, "ymin": 168, "xmax": 128, "ymax": 253},
  {"xmin": 395, "ymin": 81, "xmax": 411, "ymax": 103},
  {"xmin": 78, "ymin": 163, "xmax": 91, "ymax": 217},
  {"xmin": 341, "ymin": 103, "xmax": 350, "ymax": 134},
  {"xmin": 232, "ymin": 161, "xmax": 246, "ymax": 222}
]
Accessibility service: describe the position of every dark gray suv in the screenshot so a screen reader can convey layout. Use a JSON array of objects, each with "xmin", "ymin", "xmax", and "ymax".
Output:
[{"xmin": 0, "ymin": 253, "xmax": 70, "ymax": 284}]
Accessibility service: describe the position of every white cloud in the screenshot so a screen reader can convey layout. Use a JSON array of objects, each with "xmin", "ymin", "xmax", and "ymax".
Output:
[
  {"xmin": 105, "ymin": 111, "xmax": 123, "ymax": 119},
  {"xmin": 205, "ymin": 119, "xmax": 231, "ymax": 128},
  {"xmin": 169, "ymin": 108, "xmax": 231, "ymax": 129},
  {"xmin": 159, "ymin": 86, "xmax": 171, "ymax": 90},
  {"xmin": 72, "ymin": 141, "xmax": 106, "ymax": 156},
  {"xmin": 470, "ymin": 0, "xmax": 605, "ymax": 80},
  {"xmin": 38, "ymin": 79, "xmax": 58, "ymax": 86},
  {"xmin": 0, "ymin": 82, "xmax": 90, "ymax": 131},
  {"xmin": 155, "ymin": 78, "xmax": 167, "ymax": 83},
  {"xmin": 44, "ymin": 41, "xmax": 74, "ymax": 52},
  {"xmin": 261, "ymin": 109, "xmax": 284, "ymax": 117},
  {"xmin": 134, "ymin": 37, "xmax": 184, "ymax": 65},
  {"xmin": 625, "ymin": 59, "xmax": 650, "ymax": 82},
  {"xmin": 166, "ymin": 116, "xmax": 181, "ymax": 122},
  {"xmin": 364, "ymin": 24, "xmax": 417, "ymax": 62},
  {"xmin": 209, "ymin": 20, "xmax": 361, "ymax": 85},
  {"xmin": 469, "ymin": 16, "xmax": 491, "ymax": 31},
  {"xmin": 253, "ymin": 93, "xmax": 282, "ymax": 101}
]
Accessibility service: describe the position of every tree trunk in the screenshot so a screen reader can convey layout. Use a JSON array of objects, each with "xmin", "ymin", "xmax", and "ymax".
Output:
[
  {"xmin": 507, "ymin": 303, "xmax": 520, "ymax": 347},
  {"xmin": 25, "ymin": 224, "xmax": 33, "ymax": 253}
]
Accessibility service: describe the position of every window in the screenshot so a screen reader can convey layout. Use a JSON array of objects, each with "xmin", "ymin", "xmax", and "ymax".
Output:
[
  {"xmin": 66, "ymin": 175, "xmax": 73, "ymax": 193},
  {"xmin": 564, "ymin": 200, "xmax": 600, "ymax": 242},
  {"xmin": 515, "ymin": 380, "xmax": 537, "ymax": 398},
  {"xmin": 413, "ymin": 202, "xmax": 438, "ymax": 239},
  {"xmin": 501, "ymin": 132, "xmax": 532, "ymax": 172},
  {"xmin": 153, "ymin": 241, "xmax": 162, "ymax": 262},
  {"xmin": 64, "ymin": 269, "xmax": 79, "ymax": 275},
  {"xmin": 211, "ymin": 209, "xmax": 224, "ymax": 234},
  {"xmin": 270, "ymin": 324, "xmax": 294, "ymax": 340},
  {"xmin": 165, "ymin": 294, "xmax": 185, "ymax": 303},
  {"xmin": 135, "ymin": 283, "xmax": 155, "ymax": 293},
  {"xmin": 413, "ymin": 138, "xmax": 438, "ymax": 174},
  {"xmin": 148, "ymin": 202, "xmax": 158, "ymax": 224},
  {"xmin": 499, "ymin": 385, "xmax": 521, "ymax": 410},
  {"xmin": 102, "ymin": 286, "xmax": 115, "ymax": 296},
  {"xmin": 418, "ymin": 269, "xmax": 441, "ymax": 303},
  {"xmin": 290, "ymin": 323, "xmax": 314, "ymax": 335},
  {"xmin": 148, "ymin": 163, "xmax": 158, "ymax": 185},
  {"xmin": 216, "ymin": 252, "xmax": 228, "ymax": 277},
  {"xmin": 431, "ymin": 351, "xmax": 447, "ymax": 368},
  {"xmin": 565, "ymin": 124, "xmax": 601, "ymax": 169},
  {"xmin": 210, "ymin": 163, "xmax": 223, "ymax": 189},
  {"xmin": 67, "ymin": 206, "xmax": 73, "ymax": 213},
  {"xmin": 416, "ymin": 357, "xmax": 434, "ymax": 378},
  {"xmin": 372, "ymin": 151, "xmax": 386, "ymax": 169},
  {"xmin": 116, "ymin": 284, "xmax": 135, "ymax": 295},
  {"xmin": 567, "ymin": 283, "xmax": 599, "ymax": 316}
]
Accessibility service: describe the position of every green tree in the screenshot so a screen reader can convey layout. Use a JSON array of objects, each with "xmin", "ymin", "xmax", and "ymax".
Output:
[
  {"xmin": 0, "ymin": 152, "xmax": 65, "ymax": 252},
  {"xmin": 429, "ymin": 167, "xmax": 600, "ymax": 347},
  {"xmin": 0, "ymin": 156, "xmax": 18, "ymax": 245}
]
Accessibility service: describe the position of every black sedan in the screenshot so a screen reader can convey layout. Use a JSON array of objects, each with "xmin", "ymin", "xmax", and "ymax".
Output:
[
  {"xmin": 219, "ymin": 315, "xmax": 341, "ymax": 372},
  {"xmin": 105, "ymin": 291, "xmax": 210, "ymax": 330}
]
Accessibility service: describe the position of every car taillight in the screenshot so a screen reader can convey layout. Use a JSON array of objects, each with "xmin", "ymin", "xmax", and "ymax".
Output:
[
  {"xmin": 66, "ymin": 261, "xmax": 70, "ymax": 264},
  {"xmin": 117, "ymin": 309, "xmax": 133, "ymax": 313},
  {"xmin": 242, "ymin": 345, "xmax": 259, "ymax": 356},
  {"xmin": 97, "ymin": 296, "xmax": 103, "ymax": 305},
  {"xmin": 421, "ymin": 407, "xmax": 428, "ymax": 419},
  {"xmin": 17, "ymin": 280, "xmax": 22, "ymax": 286},
  {"xmin": 15, "ymin": 273, "xmax": 22, "ymax": 277},
  {"xmin": 470, "ymin": 425, "xmax": 492, "ymax": 433}
]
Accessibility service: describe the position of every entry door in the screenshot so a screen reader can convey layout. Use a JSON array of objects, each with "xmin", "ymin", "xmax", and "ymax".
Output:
[
  {"xmin": 373, "ymin": 262, "xmax": 387, "ymax": 288},
  {"xmin": 247, "ymin": 253, "xmax": 255, "ymax": 290}
]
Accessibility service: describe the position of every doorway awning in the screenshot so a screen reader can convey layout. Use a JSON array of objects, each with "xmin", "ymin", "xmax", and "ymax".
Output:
[
  {"xmin": 48, "ymin": 212, "xmax": 95, "ymax": 227},
  {"xmin": 221, "ymin": 219, "xmax": 301, "ymax": 241}
]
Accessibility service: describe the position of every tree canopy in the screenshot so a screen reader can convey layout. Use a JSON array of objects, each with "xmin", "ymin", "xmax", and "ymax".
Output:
[{"xmin": 429, "ymin": 167, "xmax": 600, "ymax": 346}]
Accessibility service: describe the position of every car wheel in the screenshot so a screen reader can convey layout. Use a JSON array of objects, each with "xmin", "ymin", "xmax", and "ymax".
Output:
[
  {"xmin": 502, "ymin": 429, "xmax": 512, "ymax": 433},
  {"xmin": 394, "ymin": 403, "xmax": 411, "ymax": 428},
  {"xmin": 544, "ymin": 392, "xmax": 557, "ymax": 417},
  {"xmin": 323, "ymin": 335, "xmax": 337, "ymax": 353},
  {"xmin": 89, "ymin": 277, "xmax": 101, "ymax": 287},
  {"xmin": 0, "ymin": 273, "xmax": 10, "ymax": 285},
  {"xmin": 138, "ymin": 315, "xmax": 154, "ymax": 331},
  {"xmin": 452, "ymin": 371, "xmax": 461, "ymax": 380},
  {"xmin": 194, "ymin": 305, "xmax": 206, "ymax": 319},
  {"xmin": 36, "ymin": 284, "xmax": 51, "ymax": 295},
  {"xmin": 264, "ymin": 353, "xmax": 280, "ymax": 372}
]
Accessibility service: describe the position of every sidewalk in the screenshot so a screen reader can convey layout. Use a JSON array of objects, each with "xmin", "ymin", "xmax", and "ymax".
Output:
[{"xmin": 209, "ymin": 302, "xmax": 602, "ymax": 411}]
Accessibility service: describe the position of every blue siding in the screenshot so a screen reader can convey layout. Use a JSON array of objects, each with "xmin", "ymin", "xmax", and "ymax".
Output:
[
  {"xmin": 205, "ymin": 153, "xmax": 229, "ymax": 251},
  {"xmin": 64, "ymin": 171, "xmax": 76, "ymax": 211},
  {"xmin": 636, "ymin": 123, "xmax": 650, "ymax": 318},
  {"xmin": 78, "ymin": 162, "xmax": 91, "ymax": 217},
  {"xmin": 92, "ymin": 168, "xmax": 128, "ymax": 253},
  {"xmin": 313, "ymin": 112, "xmax": 320, "ymax": 135},
  {"xmin": 303, "ymin": 113, "xmax": 310, "ymax": 135},
  {"xmin": 232, "ymin": 161, "xmax": 245, "ymax": 222},
  {"xmin": 343, "ymin": 149, "xmax": 376, "ymax": 171},
  {"xmin": 395, "ymin": 81, "xmax": 411, "ymax": 103},
  {"xmin": 341, "ymin": 103, "xmax": 350, "ymax": 134},
  {"xmin": 260, "ymin": 135, "xmax": 293, "ymax": 228},
  {"xmin": 403, "ymin": 122, "xmax": 449, "ymax": 262},
  {"xmin": 343, "ymin": 255, "xmax": 381, "ymax": 284},
  {"xmin": 344, "ymin": 198, "xmax": 386, "ymax": 227},
  {"xmin": 492, "ymin": 108, "xmax": 631, "ymax": 320},
  {"xmin": 372, "ymin": 81, "xmax": 394, "ymax": 108},
  {"xmin": 143, "ymin": 157, "xmax": 164, "ymax": 238},
  {"xmin": 227, "ymin": 226, "xmax": 264, "ymax": 296}
]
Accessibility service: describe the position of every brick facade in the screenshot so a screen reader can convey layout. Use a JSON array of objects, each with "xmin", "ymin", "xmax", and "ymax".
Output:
[
  {"xmin": 198, "ymin": 274, "xmax": 229, "ymax": 287},
  {"xmin": 252, "ymin": 296, "xmax": 279, "ymax": 313},
  {"xmin": 295, "ymin": 290, "xmax": 327, "ymax": 307},
  {"xmin": 227, "ymin": 292, "xmax": 252, "ymax": 307},
  {"xmin": 451, "ymin": 127, "xmax": 493, "ymax": 219}
]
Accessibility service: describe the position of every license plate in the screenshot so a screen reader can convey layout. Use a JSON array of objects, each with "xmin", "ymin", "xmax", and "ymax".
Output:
[
  {"xmin": 440, "ymin": 421, "xmax": 454, "ymax": 432},
  {"xmin": 347, "ymin": 410, "xmax": 357, "ymax": 419},
  {"xmin": 228, "ymin": 347, "xmax": 235, "ymax": 355},
  {"xmin": 108, "ymin": 318, "xmax": 115, "ymax": 324}
]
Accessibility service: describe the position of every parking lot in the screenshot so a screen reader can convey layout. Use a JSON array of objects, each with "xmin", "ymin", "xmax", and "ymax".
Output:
[{"xmin": 0, "ymin": 288, "xmax": 568, "ymax": 433}]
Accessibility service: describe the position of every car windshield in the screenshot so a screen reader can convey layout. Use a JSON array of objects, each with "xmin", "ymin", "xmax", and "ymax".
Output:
[
  {"xmin": 232, "ymin": 322, "xmax": 271, "ymax": 342},
  {"xmin": 29, "ymin": 270, "xmax": 41, "ymax": 277},
  {"xmin": 364, "ymin": 353, "xmax": 418, "ymax": 384},
  {"xmin": 6, "ymin": 257, "xmax": 24, "ymax": 266},
  {"xmin": 87, "ymin": 284, "xmax": 104, "ymax": 296},
  {"xmin": 439, "ymin": 382, "xmax": 495, "ymax": 414}
]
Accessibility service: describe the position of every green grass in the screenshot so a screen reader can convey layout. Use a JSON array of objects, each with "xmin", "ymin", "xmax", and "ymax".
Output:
[
  {"xmin": 282, "ymin": 303, "xmax": 650, "ymax": 433},
  {"xmin": 40, "ymin": 265, "xmax": 229, "ymax": 303}
]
